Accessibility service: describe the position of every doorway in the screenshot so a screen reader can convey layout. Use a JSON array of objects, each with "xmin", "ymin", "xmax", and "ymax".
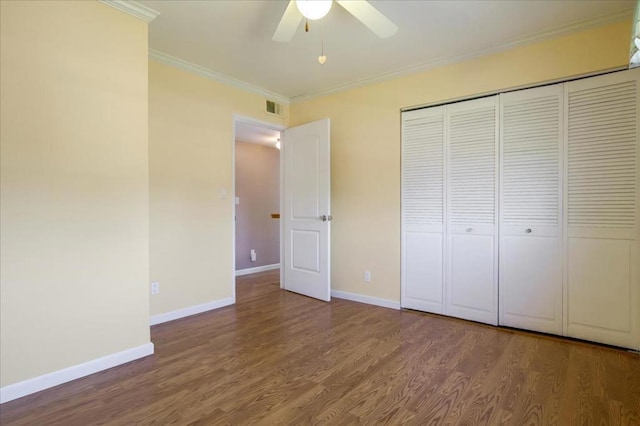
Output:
[
  {"xmin": 233, "ymin": 115, "xmax": 332, "ymax": 303},
  {"xmin": 233, "ymin": 117, "xmax": 284, "ymax": 292}
]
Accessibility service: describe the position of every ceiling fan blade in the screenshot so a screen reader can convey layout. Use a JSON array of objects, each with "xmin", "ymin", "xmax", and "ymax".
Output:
[
  {"xmin": 336, "ymin": 0, "xmax": 398, "ymax": 38},
  {"xmin": 272, "ymin": 0, "xmax": 304, "ymax": 42}
]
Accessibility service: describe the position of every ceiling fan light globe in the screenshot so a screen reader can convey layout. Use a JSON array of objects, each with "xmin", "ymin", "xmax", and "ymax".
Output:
[{"xmin": 296, "ymin": 0, "xmax": 332, "ymax": 20}]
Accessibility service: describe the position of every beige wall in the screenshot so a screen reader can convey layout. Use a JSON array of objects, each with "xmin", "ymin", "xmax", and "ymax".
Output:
[
  {"xmin": 149, "ymin": 61, "xmax": 287, "ymax": 316},
  {"xmin": 0, "ymin": 1, "xmax": 150, "ymax": 387},
  {"xmin": 235, "ymin": 141, "xmax": 280, "ymax": 271},
  {"xmin": 290, "ymin": 21, "xmax": 632, "ymax": 303}
]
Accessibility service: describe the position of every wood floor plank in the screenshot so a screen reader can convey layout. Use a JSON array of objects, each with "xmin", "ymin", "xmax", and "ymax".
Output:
[{"xmin": 1, "ymin": 270, "xmax": 639, "ymax": 425}]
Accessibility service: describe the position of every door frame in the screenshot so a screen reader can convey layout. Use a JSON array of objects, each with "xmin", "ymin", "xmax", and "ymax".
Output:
[{"xmin": 232, "ymin": 114, "xmax": 286, "ymax": 302}]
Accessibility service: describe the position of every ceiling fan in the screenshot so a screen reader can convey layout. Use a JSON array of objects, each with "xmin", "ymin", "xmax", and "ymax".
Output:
[{"xmin": 272, "ymin": 0, "xmax": 398, "ymax": 42}]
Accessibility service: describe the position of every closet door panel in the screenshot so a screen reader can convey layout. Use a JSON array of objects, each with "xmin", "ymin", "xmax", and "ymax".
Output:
[
  {"xmin": 404, "ymin": 231, "xmax": 443, "ymax": 312},
  {"xmin": 568, "ymin": 238, "xmax": 632, "ymax": 334},
  {"xmin": 446, "ymin": 96, "xmax": 499, "ymax": 325},
  {"xmin": 566, "ymin": 69, "xmax": 640, "ymax": 350},
  {"xmin": 499, "ymin": 84, "xmax": 563, "ymax": 335},
  {"xmin": 501, "ymin": 235, "xmax": 561, "ymax": 328},
  {"xmin": 449, "ymin": 233, "xmax": 495, "ymax": 321},
  {"xmin": 401, "ymin": 107, "xmax": 445, "ymax": 313}
]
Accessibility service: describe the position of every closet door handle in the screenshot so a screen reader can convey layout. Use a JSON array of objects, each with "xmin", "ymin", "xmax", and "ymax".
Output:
[
  {"xmin": 466, "ymin": 227, "xmax": 473, "ymax": 233},
  {"xmin": 525, "ymin": 228, "xmax": 532, "ymax": 234}
]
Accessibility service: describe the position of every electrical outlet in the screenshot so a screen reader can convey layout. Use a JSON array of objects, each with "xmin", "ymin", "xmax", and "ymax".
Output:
[
  {"xmin": 364, "ymin": 271, "xmax": 371, "ymax": 282},
  {"xmin": 151, "ymin": 281, "xmax": 160, "ymax": 295}
]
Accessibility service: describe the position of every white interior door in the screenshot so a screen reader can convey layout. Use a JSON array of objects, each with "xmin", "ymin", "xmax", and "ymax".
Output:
[
  {"xmin": 565, "ymin": 69, "xmax": 640, "ymax": 350},
  {"xmin": 401, "ymin": 107, "xmax": 446, "ymax": 313},
  {"xmin": 282, "ymin": 118, "xmax": 331, "ymax": 301},
  {"xmin": 499, "ymin": 84, "xmax": 564, "ymax": 335},
  {"xmin": 446, "ymin": 96, "xmax": 499, "ymax": 325}
]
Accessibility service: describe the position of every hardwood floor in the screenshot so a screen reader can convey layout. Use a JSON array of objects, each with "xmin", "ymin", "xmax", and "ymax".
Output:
[{"xmin": 2, "ymin": 271, "xmax": 639, "ymax": 425}]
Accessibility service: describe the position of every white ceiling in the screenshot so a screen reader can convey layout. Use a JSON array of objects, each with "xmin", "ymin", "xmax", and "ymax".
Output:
[
  {"xmin": 141, "ymin": 0, "xmax": 635, "ymax": 102},
  {"xmin": 235, "ymin": 121, "xmax": 281, "ymax": 147}
]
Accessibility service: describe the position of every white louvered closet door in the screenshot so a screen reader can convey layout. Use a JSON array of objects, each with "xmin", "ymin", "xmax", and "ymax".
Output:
[
  {"xmin": 565, "ymin": 69, "xmax": 640, "ymax": 350},
  {"xmin": 499, "ymin": 84, "xmax": 563, "ymax": 335},
  {"xmin": 401, "ymin": 107, "xmax": 445, "ymax": 313},
  {"xmin": 445, "ymin": 96, "xmax": 499, "ymax": 325}
]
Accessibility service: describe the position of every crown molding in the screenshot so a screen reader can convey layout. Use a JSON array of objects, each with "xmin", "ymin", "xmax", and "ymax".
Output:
[
  {"xmin": 98, "ymin": 0, "xmax": 160, "ymax": 23},
  {"xmin": 290, "ymin": 8, "xmax": 634, "ymax": 103},
  {"xmin": 148, "ymin": 49, "xmax": 291, "ymax": 106}
]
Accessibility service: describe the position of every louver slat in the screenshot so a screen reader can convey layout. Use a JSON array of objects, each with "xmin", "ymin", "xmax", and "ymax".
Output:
[
  {"xmin": 402, "ymin": 113, "xmax": 444, "ymax": 225},
  {"xmin": 502, "ymin": 95, "xmax": 561, "ymax": 226},
  {"xmin": 568, "ymin": 81, "xmax": 637, "ymax": 229},
  {"xmin": 448, "ymin": 107, "xmax": 495, "ymax": 225}
]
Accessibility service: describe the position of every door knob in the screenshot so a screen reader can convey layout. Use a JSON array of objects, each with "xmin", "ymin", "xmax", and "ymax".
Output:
[
  {"xmin": 525, "ymin": 228, "xmax": 532, "ymax": 234},
  {"xmin": 466, "ymin": 227, "xmax": 473, "ymax": 233},
  {"xmin": 320, "ymin": 215, "xmax": 333, "ymax": 222}
]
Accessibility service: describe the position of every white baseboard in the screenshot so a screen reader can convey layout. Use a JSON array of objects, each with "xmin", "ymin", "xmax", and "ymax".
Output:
[
  {"xmin": 150, "ymin": 297, "xmax": 234, "ymax": 326},
  {"xmin": 0, "ymin": 342, "xmax": 154, "ymax": 404},
  {"xmin": 235, "ymin": 263, "xmax": 280, "ymax": 276},
  {"xmin": 331, "ymin": 290, "xmax": 401, "ymax": 310}
]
